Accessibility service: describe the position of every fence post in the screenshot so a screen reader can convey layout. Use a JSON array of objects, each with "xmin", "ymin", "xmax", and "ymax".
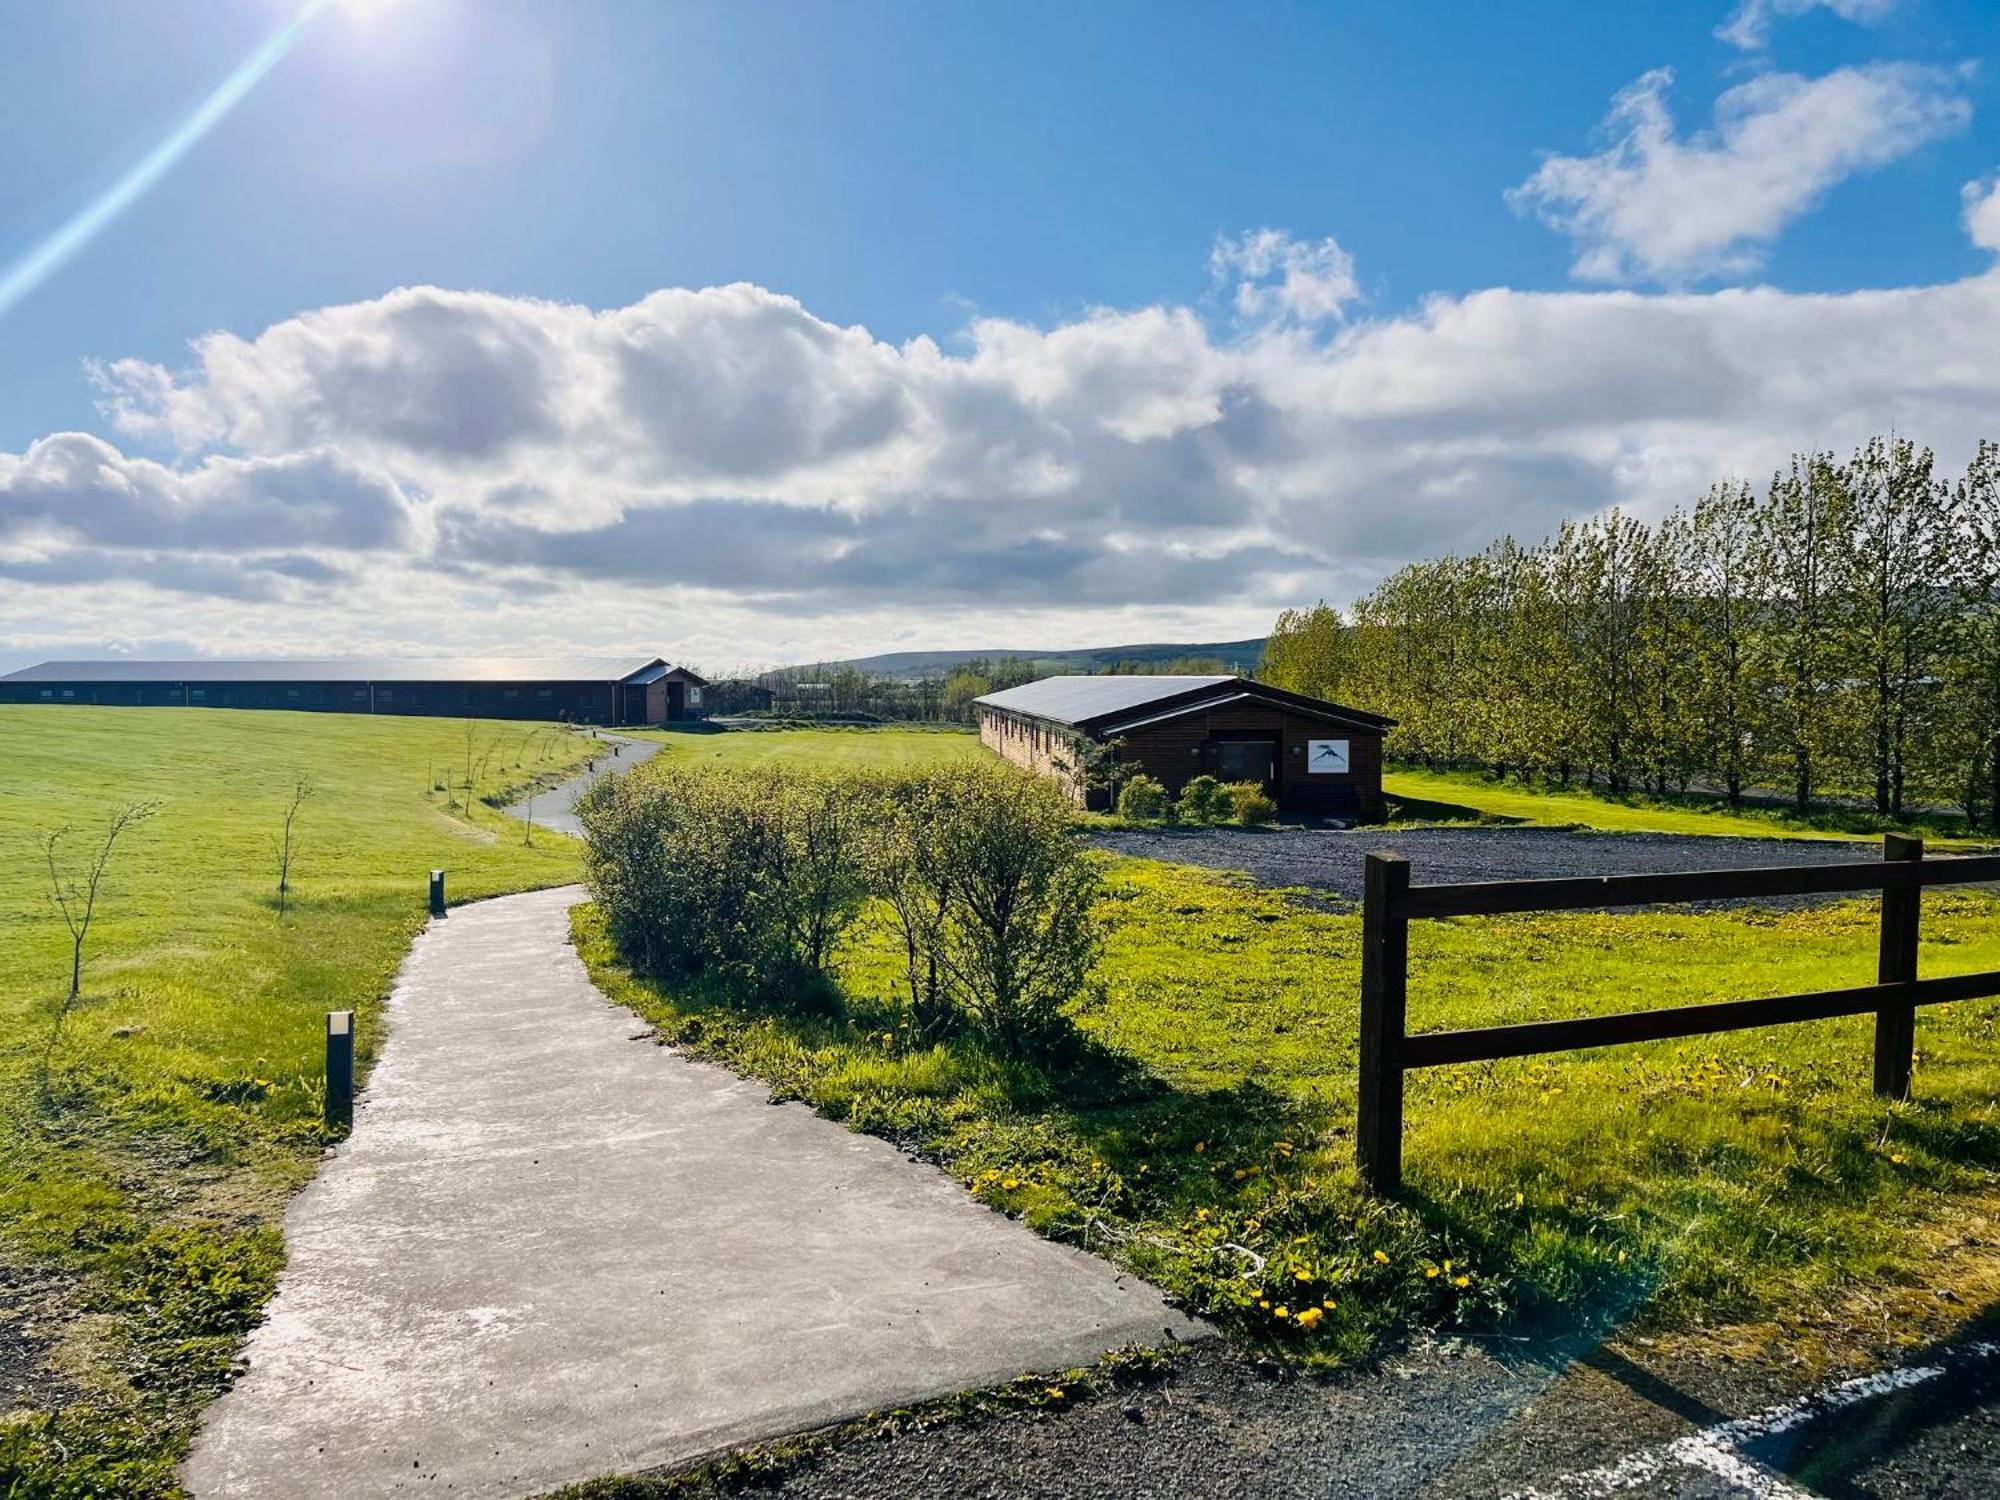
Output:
[
  {"xmin": 1873, "ymin": 833, "xmax": 1923, "ymax": 1099},
  {"xmin": 429, "ymin": 868, "xmax": 446, "ymax": 918},
  {"xmin": 1359, "ymin": 851, "xmax": 1411, "ymax": 1194},
  {"xmin": 325, "ymin": 1010, "xmax": 355, "ymax": 1132}
]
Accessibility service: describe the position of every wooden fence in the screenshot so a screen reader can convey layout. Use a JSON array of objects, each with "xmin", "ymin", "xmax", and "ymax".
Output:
[{"xmin": 1358, "ymin": 835, "xmax": 2000, "ymax": 1194}]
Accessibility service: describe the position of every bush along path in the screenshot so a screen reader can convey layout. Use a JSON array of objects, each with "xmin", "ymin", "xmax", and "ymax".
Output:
[{"xmin": 182, "ymin": 885, "xmax": 1198, "ymax": 1500}]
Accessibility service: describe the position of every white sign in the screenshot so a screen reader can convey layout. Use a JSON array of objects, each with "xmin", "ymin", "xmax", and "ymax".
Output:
[{"xmin": 1307, "ymin": 738, "xmax": 1350, "ymax": 774}]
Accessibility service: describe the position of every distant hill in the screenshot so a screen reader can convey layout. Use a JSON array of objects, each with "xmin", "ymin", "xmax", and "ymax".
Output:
[{"xmin": 794, "ymin": 638, "xmax": 1266, "ymax": 681}]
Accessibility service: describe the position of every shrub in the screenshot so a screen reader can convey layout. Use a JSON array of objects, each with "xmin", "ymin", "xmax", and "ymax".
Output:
[
  {"xmin": 1115, "ymin": 774, "xmax": 1169, "ymax": 821},
  {"xmin": 871, "ymin": 763, "xmax": 1102, "ymax": 1054},
  {"xmin": 1225, "ymin": 781, "xmax": 1278, "ymax": 825},
  {"xmin": 926, "ymin": 765, "xmax": 1103, "ymax": 1053},
  {"xmin": 1175, "ymin": 774, "xmax": 1230, "ymax": 824},
  {"xmin": 578, "ymin": 764, "xmax": 870, "ymax": 1007}
]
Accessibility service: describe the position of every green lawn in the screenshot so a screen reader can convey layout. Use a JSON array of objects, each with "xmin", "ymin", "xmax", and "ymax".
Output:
[
  {"xmin": 0, "ymin": 706, "xmax": 596, "ymax": 1498},
  {"xmin": 1384, "ymin": 764, "xmax": 1990, "ymax": 847},
  {"xmin": 629, "ymin": 723, "xmax": 988, "ymax": 770},
  {"xmin": 578, "ymin": 856, "xmax": 2000, "ymax": 1366}
]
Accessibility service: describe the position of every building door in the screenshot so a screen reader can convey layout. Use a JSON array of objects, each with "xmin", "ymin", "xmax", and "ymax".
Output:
[{"xmin": 1211, "ymin": 737, "xmax": 1278, "ymax": 792}]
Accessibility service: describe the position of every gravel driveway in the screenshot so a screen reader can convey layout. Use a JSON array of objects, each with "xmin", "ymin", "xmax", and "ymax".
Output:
[{"xmin": 1088, "ymin": 825, "xmax": 1889, "ymax": 907}]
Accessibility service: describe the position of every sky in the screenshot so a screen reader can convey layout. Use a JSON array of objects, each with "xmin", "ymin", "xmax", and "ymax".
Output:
[{"xmin": 2, "ymin": 0, "xmax": 1999, "ymax": 674}]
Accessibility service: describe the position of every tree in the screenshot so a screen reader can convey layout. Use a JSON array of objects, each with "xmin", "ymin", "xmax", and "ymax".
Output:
[
  {"xmin": 1689, "ymin": 480, "xmax": 1763, "ymax": 804},
  {"xmin": 1761, "ymin": 454, "xmax": 1851, "ymax": 811},
  {"xmin": 1839, "ymin": 437, "xmax": 1959, "ymax": 816},
  {"xmin": 1263, "ymin": 602, "xmax": 1348, "ymax": 698},
  {"xmin": 274, "ymin": 774, "xmax": 315, "ymax": 916},
  {"xmin": 42, "ymin": 799, "xmax": 161, "ymax": 1014}
]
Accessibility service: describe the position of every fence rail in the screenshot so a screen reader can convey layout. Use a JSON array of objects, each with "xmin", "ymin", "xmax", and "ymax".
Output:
[{"xmin": 1357, "ymin": 835, "xmax": 2000, "ymax": 1194}]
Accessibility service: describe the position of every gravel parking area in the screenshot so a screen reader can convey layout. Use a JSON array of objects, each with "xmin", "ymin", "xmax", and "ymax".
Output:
[{"xmin": 1088, "ymin": 825, "xmax": 1888, "ymax": 908}]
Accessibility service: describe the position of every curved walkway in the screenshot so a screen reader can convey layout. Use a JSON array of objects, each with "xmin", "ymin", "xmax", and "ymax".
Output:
[
  {"xmin": 183, "ymin": 887, "xmax": 1199, "ymax": 1500},
  {"xmin": 504, "ymin": 732, "xmax": 664, "ymax": 839}
]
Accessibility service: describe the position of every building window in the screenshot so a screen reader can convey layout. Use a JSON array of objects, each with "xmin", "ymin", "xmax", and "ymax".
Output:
[{"xmin": 39, "ymin": 689, "xmax": 52, "ymax": 699}]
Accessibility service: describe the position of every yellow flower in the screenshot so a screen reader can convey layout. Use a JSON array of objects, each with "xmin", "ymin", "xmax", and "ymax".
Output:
[
  {"xmin": 1295, "ymin": 1306, "xmax": 1324, "ymax": 1330},
  {"xmin": 1512, "ymin": 1192, "xmax": 1524, "ymax": 1208},
  {"xmin": 1322, "ymin": 1297, "xmax": 1337, "ymax": 1309},
  {"xmin": 1890, "ymin": 1152, "xmax": 1907, "ymax": 1165},
  {"xmin": 1195, "ymin": 1208, "xmax": 1210, "ymax": 1221},
  {"xmin": 1258, "ymin": 1298, "xmax": 1270, "ymax": 1309},
  {"xmin": 1274, "ymin": 1306, "xmax": 1290, "ymax": 1319},
  {"xmin": 1373, "ymin": 1249, "xmax": 1390, "ymax": 1265},
  {"xmin": 1424, "ymin": 1266, "xmax": 1439, "ymax": 1279},
  {"xmin": 1452, "ymin": 1275, "xmax": 1470, "ymax": 1288},
  {"xmin": 1194, "ymin": 1140, "xmax": 1207, "ymax": 1153},
  {"xmin": 1045, "ymin": 1387, "xmax": 1065, "ymax": 1399},
  {"xmin": 1294, "ymin": 1269, "xmax": 1312, "ymax": 1282},
  {"xmin": 1002, "ymin": 1178, "xmax": 1020, "ymax": 1190}
]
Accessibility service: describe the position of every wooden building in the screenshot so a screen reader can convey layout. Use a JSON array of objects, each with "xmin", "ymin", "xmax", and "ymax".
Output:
[
  {"xmin": 976, "ymin": 674, "xmax": 1391, "ymax": 817},
  {"xmin": 0, "ymin": 657, "xmax": 708, "ymax": 726}
]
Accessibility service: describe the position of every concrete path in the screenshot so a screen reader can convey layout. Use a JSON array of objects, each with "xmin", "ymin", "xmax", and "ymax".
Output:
[
  {"xmin": 183, "ymin": 887, "xmax": 1199, "ymax": 1500},
  {"xmin": 505, "ymin": 733, "xmax": 663, "ymax": 839}
]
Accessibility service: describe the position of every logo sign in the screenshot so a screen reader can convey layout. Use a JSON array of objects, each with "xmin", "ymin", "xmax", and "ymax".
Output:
[{"xmin": 1308, "ymin": 738, "xmax": 1350, "ymax": 774}]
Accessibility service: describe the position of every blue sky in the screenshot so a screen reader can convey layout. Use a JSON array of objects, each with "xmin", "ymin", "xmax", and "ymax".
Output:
[{"xmin": 3, "ymin": 0, "xmax": 1999, "ymax": 668}]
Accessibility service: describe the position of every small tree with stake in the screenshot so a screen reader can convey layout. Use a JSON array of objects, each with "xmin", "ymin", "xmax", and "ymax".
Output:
[{"xmin": 275, "ymin": 774, "xmax": 315, "ymax": 916}]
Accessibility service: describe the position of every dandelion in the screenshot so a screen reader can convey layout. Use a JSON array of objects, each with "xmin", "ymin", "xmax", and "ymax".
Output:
[
  {"xmin": 1296, "ymin": 1306, "xmax": 1324, "ymax": 1330},
  {"xmin": 1891, "ymin": 1152, "xmax": 1908, "ymax": 1165},
  {"xmin": 1274, "ymin": 1306, "xmax": 1290, "ymax": 1319},
  {"xmin": 1294, "ymin": 1269, "xmax": 1312, "ymax": 1282},
  {"xmin": 1322, "ymin": 1297, "xmax": 1337, "ymax": 1309},
  {"xmin": 1425, "ymin": 1266, "xmax": 1439, "ymax": 1279},
  {"xmin": 1512, "ymin": 1192, "xmax": 1524, "ymax": 1208},
  {"xmin": 1003, "ymin": 1178, "xmax": 1020, "ymax": 1190},
  {"xmin": 1196, "ymin": 1208, "xmax": 1210, "ymax": 1221},
  {"xmin": 1373, "ymin": 1249, "xmax": 1390, "ymax": 1265},
  {"xmin": 1453, "ymin": 1275, "xmax": 1470, "ymax": 1288}
]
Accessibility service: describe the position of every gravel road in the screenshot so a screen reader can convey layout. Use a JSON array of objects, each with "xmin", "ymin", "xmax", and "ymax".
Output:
[
  {"xmin": 606, "ymin": 1320, "xmax": 2000, "ymax": 1499},
  {"xmin": 1088, "ymin": 825, "xmax": 1890, "ymax": 908}
]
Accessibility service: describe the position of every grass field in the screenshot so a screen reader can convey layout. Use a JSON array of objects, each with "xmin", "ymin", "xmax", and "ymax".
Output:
[
  {"xmin": 630, "ymin": 723, "xmax": 987, "ymax": 770},
  {"xmin": 1384, "ymin": 764, "xmax": 1991, "ymax": 846},
  {"xmin": 0, "ymin": 706, "xmax": 597, "ymax": 1497},
  {"xmin": 578, "ymin": 856, "xmax": 2000, "ymax": 1367}
]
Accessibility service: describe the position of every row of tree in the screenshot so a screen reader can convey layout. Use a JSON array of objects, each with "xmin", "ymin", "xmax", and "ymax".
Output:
[
  {"xmin": 731, "ymin": 654, "xmax": 1236, "ymax": 724},
  {"xmin": 1264, "ymin": 437, "xmax": 2000, "ymax": 826}
]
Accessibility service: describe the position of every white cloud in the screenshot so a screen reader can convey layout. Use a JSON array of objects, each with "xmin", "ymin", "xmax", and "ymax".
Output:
[
  {"xmin": 1509, "ymin": 64, "xmax": 1970, "ymax": 283},
  {"xmin": 1211, "ymin": 229, "xmax": 1361, "ymax": 324},
  {"xmin": 1965, "ymin": 174, "xmax": 2000, "ymax": 252},
  {"xmin": 1716, "ymin": 0, "xmax": 1900, "ymax": 52},
  {"xmin": 7, "ymin": 203, "xmax": 2000, "ymax": 666}
]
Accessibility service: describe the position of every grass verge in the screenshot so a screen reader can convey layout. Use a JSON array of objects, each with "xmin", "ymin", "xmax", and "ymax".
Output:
[
  {"xmin": 576, "ymin": 854, "xmax": 2000, "ymax": 1368},
  {"xmin": 0, "ymin": 706, "xmax": 596, "ymax": 1498},
  {"xmin": 621, "ymin": 724, "xmax": 987, "ymax": 771},
  {"xmin": 1383, "ymin": 765, "xmax": 1992, "ymax": 846}
]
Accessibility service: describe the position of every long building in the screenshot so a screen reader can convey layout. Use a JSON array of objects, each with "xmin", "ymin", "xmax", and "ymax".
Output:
[
  {"xmin": 0, "ymin": 657, "xmax": 708, "ymax": 725},
  {"xmin": 976, "ymin": 674, "xmax": 1392, "ymax": 817}
]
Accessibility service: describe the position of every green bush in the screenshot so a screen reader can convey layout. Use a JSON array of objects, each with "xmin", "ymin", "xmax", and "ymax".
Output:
[
  {"xmin": 872, "ymin": 763, "xmax": 1103, "ymax": 1054},
  {"xmin": 1115, "ymin": 774, "xmax": 1169, "ymax": 821},
  {"xmin": 1175, "ymin": 774, "xmax": 1230, "ymax": 824},
  {"xmin": 577, "ymin": 764, "xmax": 869, "ymax": 1007},
  {"xmin": 1225, "ymin": 781, "xmax": 1278, "ymax": 825},
  {"xmin": 585, "ymin": 759, "xmax": 1102, "ymax": 1053}
]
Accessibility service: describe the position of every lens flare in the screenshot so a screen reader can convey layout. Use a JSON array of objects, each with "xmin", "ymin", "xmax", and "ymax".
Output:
[{"xmin": 0, "ymin": 0, "xmax": 333, "ymax": 321}]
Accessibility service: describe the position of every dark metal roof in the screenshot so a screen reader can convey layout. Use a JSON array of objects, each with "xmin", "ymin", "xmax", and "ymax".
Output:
[
  {"xmin": 1, "ymin": 657, "xmax": 669, "ymax": 685},
  {"xmin": 974, "ymin": 675, "xmax": 1236, "ymax": 728},
  {"xmin": 975, "ymin": 674, "xmax": 1393, "ymax": 734}
]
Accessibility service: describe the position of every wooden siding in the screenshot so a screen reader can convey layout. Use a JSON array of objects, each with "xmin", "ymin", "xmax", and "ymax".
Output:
[
  {"xmin": 1111, "ymin": 702, "xmax": 1383, "ymax": 817},
  {"xmin": 979, "ymin": 696, "xmax": 1384, "ymax": 817},
  {"xmin": 0, "ymin": 678, "xmax": 620, "ymax": 722}
]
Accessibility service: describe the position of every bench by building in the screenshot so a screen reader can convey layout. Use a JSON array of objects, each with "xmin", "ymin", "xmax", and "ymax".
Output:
[
  {"xmin": 0, "ymin": 657, "xmax": 708, "ymax": 726},
  {"xmin": 975, "ymin": 675, "xmax": 1391, "ymax": 817}
]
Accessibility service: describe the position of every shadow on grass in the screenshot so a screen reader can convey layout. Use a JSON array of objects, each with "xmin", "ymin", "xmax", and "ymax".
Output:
[{"xmin": 1383, "ymin": 791, "xmax": 1530, "ymax": 827}]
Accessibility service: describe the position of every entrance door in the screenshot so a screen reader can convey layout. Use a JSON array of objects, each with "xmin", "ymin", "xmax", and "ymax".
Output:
[{"xmin": 1212, "ymin": 737, "xmax": 1278, "ymax": 791}]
